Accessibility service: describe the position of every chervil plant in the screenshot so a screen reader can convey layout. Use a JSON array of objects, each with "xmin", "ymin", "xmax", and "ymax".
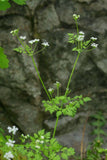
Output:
[
  {"xmin": 0, "ymin": 127, "xmax": 75, "ymax": 160},
  {"xmin": 0, "ymin": 14, "xmax": 99, "ymax": 159}
]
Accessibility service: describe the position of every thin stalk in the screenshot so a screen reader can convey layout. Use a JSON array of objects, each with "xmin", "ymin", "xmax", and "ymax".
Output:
[
  {"xmin": 52, "ymin": 115, "xmax": 59, "ymax": 138},
  {"xmin": 75, "ymin": 20, "xmax": 79, "ymax": 35},
  {"xmin": 16, "ymin": 35, "xmax": 51, "ymax": 100},
  {"xmin": 65, "ymin": 52, "xmax": 80, "ymax": 96},
  {"xmin": 31, "ymin": 56, "xmax": 51, "ymax": 100}
]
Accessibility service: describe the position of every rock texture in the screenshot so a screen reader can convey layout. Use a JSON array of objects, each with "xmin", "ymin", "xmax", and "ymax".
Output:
[{"xmin": 0, "ymin": 0, "xmax": 107, "ymax": 152}]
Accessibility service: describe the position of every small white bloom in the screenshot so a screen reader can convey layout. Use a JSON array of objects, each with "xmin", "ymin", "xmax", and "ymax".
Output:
[
  {"xmin": 41, "ymin": 136, "xmax": 44, "ymax": 139},
  {"xmin": 28, "ymin": 40, "xmax": 34, "ymax": 44},
  {"xmin": 34, "ymin": 39, "xmax": 40, "ymax": 42},
  {"xmin": 35, "ymin": 145, "xmax": 40, "ymax": 149},
  {"xmin": 6, "ymin": 139, "xmax": 15, "ymax": 147},
  {"xmin": 54, "ymin": 81, "xmax": 61, "ymax": 87},
  {"xmin": 90, "ymin": 37, "xmax": 97, "ymax": 40},
  {"xmin": 36, "ymin": 139, "xmax": 40, "ymax": 143},
  {"xmin": 40, "ymin": 140, "xmax": 44, "ymax": 144},
  {"xmin": 48, "ymin": 88, "xmax": 54, "ymax": 93},
  {"xmin": 20, "ymin": 36, "xmax": 26, "ymax": 40},
  {"xmin": 77, "ymin": 35, "xmax": 84, "ymax": 41},
  {"xmin": 73, "ymin": 14, "xmax": 80, "ymax": 19},
  {"xmin": 7, "ymin": 126, "xmax": 12, "ymax": 133},
  {"xmin": 12, "ymin": 126, "xmax": 18, "ymax": 135},
  {"xmin": 28, "ymin": 39, "xmax": 39, "ymax": 44},
  {"xmin": 7, "ymin": 126, "xmax": 18, "ymax": 135},
  {"xmin": 4, "ymin": 151, "xmax": 14, "ymax": 160},
  {"xmin": 10, "ymin": 31, "xmax": 13, "ymax": 34},
  {"xmin": 42, "ymin": 42, "xmax": 49, "ymax": 46},
  {"xmin": 79, "ymin": 31, "xmax": 84, "ymax": 35},
  {"xmin": 91, "ymin": 43, "xmax": 98, "ymax": 48}
]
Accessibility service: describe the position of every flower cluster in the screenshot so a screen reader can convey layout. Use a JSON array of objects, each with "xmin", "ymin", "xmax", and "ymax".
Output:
[
  {"xmin": 4, "ymin": 151, "xmax": 14, "ymax": 160},
  {"xmin": 73, "ymin": 14, "xmax": 80, "ymax": 20},
  {"xmin": 7, "ymin": 126, "xmax": 18, "ymax": 135},
  {"xmin": 28, "ymin": 39, "xmax": 40, "ymax": 44},
  {"xmin": 35, "ymin": 136, "xmax": 44, "ymax": 149},
  {"xmin": 48, "ymin": 88, "xmax": 54, "ymax": 95},
  {"xmin": 90, "ymin": 37, "xmax": 97, "ymax": 41},
  {"xmin": 90, "ymin": 37, "xmax": 98, "ymax": 48},
  {"xmin": 19, "ymin": 36, "xmax": 26, "ymax": 40},
  {"xmin": 54, "ymin": 81, "xmax": 61, "ymax": 88},
  {"xmin": 91, "ymin": 43, "xmax": 98, "ymax": 48},
  {"xmin": 77, "ymin": 31, "xmax": 85, "ymax": 41},
  {"xmin": 10, "ymin": 29, "xmax": 19, "ymax": 36},
  {"xmin": 6, "ymin": 139, "xmax": 15, "ymax": 147},
  {"xmin": 42, "ymin": 42, "xmax": 49, "ymax": 46}
]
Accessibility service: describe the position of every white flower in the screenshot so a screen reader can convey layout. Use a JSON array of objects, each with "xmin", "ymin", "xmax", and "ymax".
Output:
[
  {"xmin": 77, "ymin": 35, "xmax": 84, "ymax": 41},
  {"xmin": 42, "ymin": 42, "xmax": 49, "ymax": 46},
  {"xmin": 20, "ymin": 36, "xmax": 26, "ymax": 40},
  {"xmin": 6, "ymin": 139, "xmax": 15, "ymax": 147},
  {"xmin": 91, "ymin": 43, "xmax": 98, "ymax": 48},
  {"xmin": 41, "ymin": 136, "xmax": 44, "ymax": 139},
  {"xmin": 36, "ymin": 139, "xmax": 40, "ymax": 143},
  {"xmin": 4, "ymin": 151, "xmax": 14, "ymax": 160},
  {"xmin": 79, "ymin": 31, "xmax": 84, "ymax": 35},
  {"xmin": 48, "ymin": 88, "xmax": 54, "ymax": 93},
  {"xmin": 7, "ymin": 126, "xmax": 18, "ymax": 135},
  {"xmin": 90, "ymin": 37, "xmax": 97, "ymax": 40},
  {"xmin": 54, "ymin": 81, "xmax": 61, "ymax": 87},
  {"xmin": 28, "ymin": 39, "xmax": 39, "ymax": 44},
  {"xmin": 40, "ymin": 140, "xmax": 44, "ymax": 144},
  {"xmin": 35, "ymin": 145, "xmax": 40, "ymax": 149},
  {"xmin": 73, "ymin": 14, "xmax": 80, "ymax": 19}
]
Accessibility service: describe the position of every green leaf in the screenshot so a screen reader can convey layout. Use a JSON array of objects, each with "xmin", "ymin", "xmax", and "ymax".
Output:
[
  {"xmin": 0, "ymin": 0, "xmax": 11, "ymax": 11},
  {"xmin": 83, "ymin": 97, "xmax": 91, "ymax": 102},
  {"xmin": 0, "ymin": 47, "xmax": 9, "ymax": 68},
  {"xmin": 61, "ymin": 153, "xmax": 68, "ymax": 159},
  {"xmin": 56, "ymin": 111, "xmax": 62, "ymax": 117},
  {"xmin": 12, "ymin": 0, "xmax": 27, "ymax": 5}
]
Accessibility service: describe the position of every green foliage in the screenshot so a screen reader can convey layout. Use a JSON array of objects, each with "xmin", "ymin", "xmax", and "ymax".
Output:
[
  {"xmin": 0, "ymin": 128, "xmax": 75, "ymax": 160},
  {"xmin": 86, "ymin": 112, "xmax": 107, "ymax": 160},
  {"xmin": 0, "ymin": 47, "xmax": 9, "ymax": 68},
  {"xmin": 0, "ymin": 0, "xmax": 27, "ymax": 11},
  {"xmin": 0, "ymin": 128, "xmax": 6, "ymax": 144},
  {"xmin": 0, "ymin": 0, "xmax": 10, "ymax": 11},
  {"xmin": 12, "ymin": 0, "xmax": 27, "ymax": 5},
  {"xmin": 42, "ymin": 95, "xmax": 91, "ymax": 117}
]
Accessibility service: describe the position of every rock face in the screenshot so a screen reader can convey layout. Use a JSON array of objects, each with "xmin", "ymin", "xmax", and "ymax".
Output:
[{"xmin": 0, "ymin": 0, "xmax": 107, "ymax": 152}]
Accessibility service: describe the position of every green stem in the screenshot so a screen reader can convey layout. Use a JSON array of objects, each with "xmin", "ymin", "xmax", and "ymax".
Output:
[
  {"xmin": 75, "ymin": 20, "xmax": 79, "ymax": 35},
  {"xmin": 65, "ymin": 52, "xmax": 80, "ymax": 96},
  {"xmin": 16, "ymin": 35, "xmax": 51, "ymax": 100},
  {"xmin": 31, "ymin": 56, "xmax": 51, "ymax": 100},
  {"xmin": 52, "ymin": 116, "xmax": 59, "ymax": 138}
]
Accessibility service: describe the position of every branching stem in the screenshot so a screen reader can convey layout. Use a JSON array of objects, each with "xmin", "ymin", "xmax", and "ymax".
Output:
[{"xmin": 65, "ymin": 52, "xmax": 80, "ymax": 96}]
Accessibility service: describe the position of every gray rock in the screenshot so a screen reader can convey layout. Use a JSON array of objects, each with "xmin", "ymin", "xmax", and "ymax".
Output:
[{"xmin": 35, "ymin": 4, "xmax": 60, "ymax": 32}]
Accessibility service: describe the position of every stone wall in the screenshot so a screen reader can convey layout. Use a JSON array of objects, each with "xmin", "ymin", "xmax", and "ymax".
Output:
[{"xmin": 0, "ymin": 0, "xmax": 107, "ymax": 152}]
